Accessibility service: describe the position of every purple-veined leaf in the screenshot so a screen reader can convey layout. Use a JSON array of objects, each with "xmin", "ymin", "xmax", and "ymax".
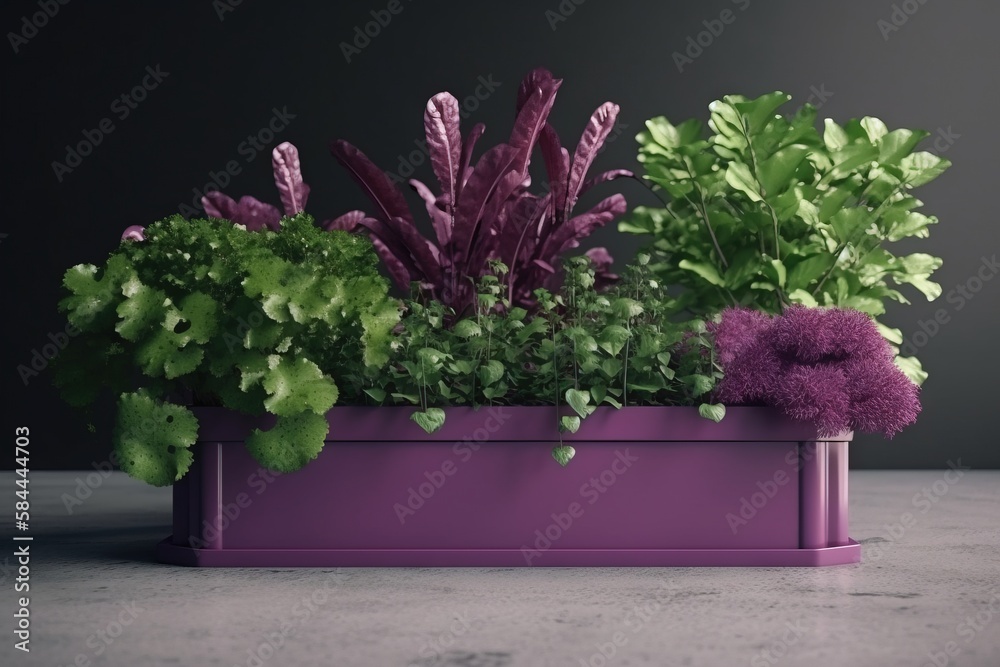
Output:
[
  {"xmin": 271, "ymin": 142, "xmax": 310, "ymax": 216},
  {"xmin": 202, "ymin": 192, "xmax": 281, "ymax": 231},
  {"xmin": 329, "ymin": 140, "xmax": 414, "ymax": 224},
  {"xmin": 457, "ymin": 122, "xmax": 486, "ymax": 196},
  {"xmin": 323, "ymin": 210, "xmax": 366, "ymax": 232},
  {"xmin": 356, "ymin": 216, "xmax": 442, "ymax": 286},
  {"xmin": 409, "ymin": 178, "xmax": 452, "ymax": 248},
  {"xmin": 566, "ymin": 102, "xmax": 621, "ymax": 216},
  {"xmin": 580, "ymin": 169, "xmax": 634, "ymax": 195},
  {"xmin": 516, "ymin": 67, "xmax": 557, "ymax": 112},
  {"xmin": 540, "ymin": 193, "xmax": 626, "ymax": 260},
  {"xmin": 539, "ymin": 124, "xmax": 569, "ymax": 220},
  {"xmin": 585, "ymin": 247, "xmax": 619, "ymax": 288},
  {"xmin": 370, "ymin": 236, "xmax": 411, "ymax": 291},
  {"xmin": 452, "ymin": 144, "xmax": 521, "ymax": 268},
  {"xmin": 121, "ymin": 225, "xmax": 145, "ymax": 242},
  {"xmin": 508, "ymin": 72, "xmax": 561, "ymax": 177},
  {"xmin": 533, "ymin": 259, "xmax": 556, "ymax": 274},
  {"xmin": 424, "ymin": 93, "xmax": 463, "ymax": 210}
]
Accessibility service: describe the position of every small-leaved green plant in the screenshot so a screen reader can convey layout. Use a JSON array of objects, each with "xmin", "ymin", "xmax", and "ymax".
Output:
[
  {"xmin": 340, "ymin": 255, "xmax": 723, "ymax": 465},
  {"xmin": 619, "ymin": 92, "xmax": 950, "ymax": 384}
]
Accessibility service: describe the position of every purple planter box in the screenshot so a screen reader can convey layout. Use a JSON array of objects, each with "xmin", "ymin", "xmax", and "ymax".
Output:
[{"xmin": 156, "ymin": 406, "xmax": 860, "ymax": 567}]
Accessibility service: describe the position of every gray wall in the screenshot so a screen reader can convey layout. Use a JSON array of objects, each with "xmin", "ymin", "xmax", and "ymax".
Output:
[{"xmin": 2, "ymin": 0, "xmax": 997, "ymax": 469}]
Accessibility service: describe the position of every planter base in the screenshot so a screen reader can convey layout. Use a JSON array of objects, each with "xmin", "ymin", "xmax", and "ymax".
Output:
[{"xmin": 156, "ymin": 537, "xmax": 861, "ymax": 568}]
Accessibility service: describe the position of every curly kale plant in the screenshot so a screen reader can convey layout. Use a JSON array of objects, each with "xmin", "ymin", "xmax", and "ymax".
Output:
[
  {"xmin": 619, "ymin": 92, "xmax": 951, "ymax": 385},
  {"xmin": 54, "ymin": 214, "xmax": 399, "ymax": 486},
  {"xmin": 338, "ymin": 255, "xmax": 722, "ymax": 464}
]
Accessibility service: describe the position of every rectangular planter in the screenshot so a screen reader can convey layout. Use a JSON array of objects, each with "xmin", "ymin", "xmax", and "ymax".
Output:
[{"xmin": 156, "ymin": 406, "xmax": 860, "ymax": 567}]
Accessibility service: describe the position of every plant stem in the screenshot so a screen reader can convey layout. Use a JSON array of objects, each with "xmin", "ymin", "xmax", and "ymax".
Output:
[
  {"xmin": 738, "ymin": 116, "xmax": 781, "ymax": 261},
  {"xmin": 811, "ymin": 183, "xmax": 908, "ymax": 297}
]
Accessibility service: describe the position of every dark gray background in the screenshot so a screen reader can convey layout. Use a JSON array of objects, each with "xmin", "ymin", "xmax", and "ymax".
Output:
[{"xmin": 2, "ymin": 0, "xmax": 997, "ymax": 469}]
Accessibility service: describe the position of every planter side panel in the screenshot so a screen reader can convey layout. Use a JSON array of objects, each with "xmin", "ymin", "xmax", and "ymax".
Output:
[{"xmin": 207, "ymin": 439, "xmax": 801, "ymax": 553}]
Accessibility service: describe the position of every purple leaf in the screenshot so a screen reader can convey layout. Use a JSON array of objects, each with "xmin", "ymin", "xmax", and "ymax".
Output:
[
  {"xmin": 452, "ymin": 144, "xmax": 520, "ymax": 268},
  {"xmin": 409, "ymin": 178, "xmax": 452, "ymax": 248},
  {"xmin": 202, "ymin": 192, "xmax": 281, "ymax": 231},
  {"xmin": 458, "ymin": 122, "xmax": 486, "ymax": 196},
  {"xmin": 121, "ymin": 225, "xmax": 145, "ymax": 242},
  {"xmin": 580, "ymin": 169, "xmax": 634, "ymax": 195},
  {"xmin": 539, "ymin": 124, "xmax": 569, "ymax": 220},
  {"xmin": 516, "ymin": 67, "xmax": 557, "ymax": 112},
  {"xmin": 508, "ymin": 71, "xmax": 561, "ymax": 177},
  {"xmin": 355, "ymin": 216, "xmax": 442, "ymax": 287},
  {"xmin": 329, "ymin": 140, "xmax": 414, "ymax": 224},
  {"xmin": 201, "ymin": 191, "xmax": 238, "ymax": 220},
  {"xmin": 566, "ymin": 102, "xmax": 621, "ymax": 216},
  {"xmin": 585, "ymin": 247, "xmax": 619, "ymax": 289},
  {"xmin": 271, "ymin": 142, "xmax": 310, "ymax": 216},
  {"xmin": 424, "ymin": 93, "xmax": 463, "ymax": 210},
  {"xmin": 323, "ymin": 210, "xmax": 367, "ymax": 232},
  {"xmin": 369, "ymin": 236, "xmax": 411, "ymax": 291},
  {"xmin": 540, "ymin": 193, "xmax": 626, "ymax": 260},
  {"xmin": 532, "ymin": 259, "xmax": 556, "ymax": 273}
]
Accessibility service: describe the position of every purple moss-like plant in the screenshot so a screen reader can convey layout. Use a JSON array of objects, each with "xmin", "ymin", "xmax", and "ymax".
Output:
[
  {"xmin": 328, "ymin": 67, "xmax": 633, "ymax": 314},
  {"xmin": 201, "ymin": 142, "xmax": 311, "ymax": 231},
  {"xmin": 711, "ymin": 306, "xmax": 921, "ymax": 437}
]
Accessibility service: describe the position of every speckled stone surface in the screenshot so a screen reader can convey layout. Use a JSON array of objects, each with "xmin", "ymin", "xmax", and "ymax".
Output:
[{"xmin": 1, "ymin": 471, "xmax": 997, "ymax": 667}]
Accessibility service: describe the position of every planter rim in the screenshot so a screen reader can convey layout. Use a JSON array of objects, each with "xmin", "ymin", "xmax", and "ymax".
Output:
[{"xmin": 190, "ymin": 405, "xmax": 853, "ymax": 443}]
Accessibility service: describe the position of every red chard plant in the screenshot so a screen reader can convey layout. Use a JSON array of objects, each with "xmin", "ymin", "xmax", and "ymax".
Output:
[{"xmin": 329, "ymin": 67, "xmax": 633, "ymax": 314}]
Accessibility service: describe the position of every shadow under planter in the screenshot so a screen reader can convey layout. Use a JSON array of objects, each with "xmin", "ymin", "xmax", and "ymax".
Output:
[{"xmin": 157, "ymin": 406, "xmax": 860, "ymax": 567}]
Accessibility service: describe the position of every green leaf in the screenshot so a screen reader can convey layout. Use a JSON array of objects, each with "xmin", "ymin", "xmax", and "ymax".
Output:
[
  {"xmin": 823, "ymin": 119, "xmax": 849, "ymax": 151},
  {"xmin": 363, "ymin": 387, "xmax": 387, "ymax": 403},
  {"xmin": 411, "ymin": 408, "xmax": 447, "ymax": 434},
  {"xmin": 830, "ymin": 208, "xmax": 872, "ymax": 244},
  {"xmin": 453, "ymin": 319, "xmax": 482, "ymax": 338},
  {"xmin": 787, "ymin": 254, "xmax": 835, "ymax": 291},
  {"xmin": 878, "ymin": 128, "xmax": 929, "ymax": 165},
  {"xmin": 698, "ymin": 403, "xmax": 726, "ymax": 423},
  {"xmin": 246, "ymin": 411, "xmax": 330, "ymax": 472},
  {"xmin": 900, "ymin": 152, "xmax": 951, "ymax": 187},
  {"xmin": 565, "ymin": 388, "xmax": 594, "ymax": 419},
  {"xmin": 830, "ymin": 143, "xmax": 879, "ymax": 179},
  {"xmin": 478, "ymin": 360, "xmax": 505, "ymax": 386},
  {"xmin": 560, "ymin": 416, "xmax": 581, "ymax": 434},
  {"xmin": 895, "ymin": 356, "xmax": 927, "ymax": 386},
  {"xmin": 552, "ymin": 444, "xmax": 576, "ymax": 466},
  {"xmin": 261, "ymin": 356, "xmax": 339, "ymax": 416},
  {"xmin": 114, "ymin": 392, "xmax": 198, "ymax": 487},
  {"xmin": 725, "ymin": 162, "xmax": 763, "ymax": 202},
  {"xmin": 893, "ymin": 274, "xmax": 942, "ymax": 301},
  {"xmin": 876, "ymin": 322, "xmax": 903, "ymax": 345},
  {"xmin": 860, "ymin": 116, "xmax": 888, "ymax": 143},
  {"xmin": 683, "ymin": 374, "xmax": 714, "ymax": 397},
  {"xmin": 115, "ymin": 276, "xmax": 167, "ymax": 341},
  {"xmin": 733, "ymin": 91, "xmax": 790, "ymax": 133},
  {"xmin": 679, "ymin": 259, "xmax": 726, "ymax": 286},
  {"xmin": 758, "ymin": 146, "xmax": 809, "ymax": 197},
  {"xmin": 787, "ymin": 289, "xmax": 818, "ymax": 306},
  {"xmin": 597, "ymin": 325, "xmax": 631, "ymax": 356},
  {"xmin": 768, "ymin": 259, "xmax": 787, "ymax": 288}
]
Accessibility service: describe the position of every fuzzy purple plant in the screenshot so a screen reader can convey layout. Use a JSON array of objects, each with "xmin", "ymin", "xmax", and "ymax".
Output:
[
  {"xmin": 328, "ymin": 67, "xmax": 633, "ymax": 314},
  {"xmin": 711, "ymin": 306, "xmax": 921, "ymax": 437}
]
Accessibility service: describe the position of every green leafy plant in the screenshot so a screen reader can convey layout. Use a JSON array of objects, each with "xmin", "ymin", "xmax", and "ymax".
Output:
[
  {"xmin": 338, "ymin": 255, "xmax": 722, "ymax": 464},
  {"xmin": 619, "ymin": 92, "xmax": 950, "ymax": 384},
  {"xmin": 54, "ymin": 214, "xmax": 399, "ymax": 485}
]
